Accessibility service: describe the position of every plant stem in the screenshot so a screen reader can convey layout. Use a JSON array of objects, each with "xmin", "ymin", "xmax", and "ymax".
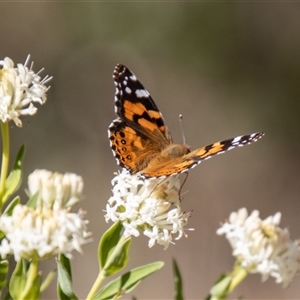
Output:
[
  {"xmin": 22, "ymin": 259, "xmax": 39, "ymax": 299},
  {"xmin": 86, "ymin": 270, "xmax": 106, "ymax": 299},
  {"xmin": 0, "ymin": 122, "xmax": 10, "ymax": 208},
  {"xmin": 228, "ymin": 265, "xmax": 248, "ymax": 292}
]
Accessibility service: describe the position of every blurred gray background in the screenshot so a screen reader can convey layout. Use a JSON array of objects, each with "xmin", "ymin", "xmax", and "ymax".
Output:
[{"xmin": 1, "ymin": 2, "xmax": 300, "ymax": 299}]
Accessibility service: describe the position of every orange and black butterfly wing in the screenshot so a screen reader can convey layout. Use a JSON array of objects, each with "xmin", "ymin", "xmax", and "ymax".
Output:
[
  {"xmin": 108, "ymin": 64, "xmax": 172, "ymax": 173},
  {"xmin": 113, "ymin": 64, "xmax": 172, "ymax": 142},
  {"xmin": 140, "ymin": 132, "xmax": 264, "ymax": 178},
  {"xmin": 108, "ymin": 64, "xmax": 265, "ymax": 178}
]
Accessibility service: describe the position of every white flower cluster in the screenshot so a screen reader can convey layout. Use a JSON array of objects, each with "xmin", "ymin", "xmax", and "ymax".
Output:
[
  {"xmin": 0, "ymin": 55, "xmax": 51, "ymax": 127},
  {"xmin": 0, "ymin": 205, "xmax": 89, "ymax": 261},
  {"xmin": 0, "ymin": 170, "xmax": 90, "ymax": 261},
  {"xmin": 105, "ymin": 170, "xmax": 191, "ymax": 249},
  {"xmin": 217, "ymin": 208, "xmax": 300, "ymax": 287},
  {"xmin": 28, "ymin": 169, "xmax": 84, "ymax": 210}
]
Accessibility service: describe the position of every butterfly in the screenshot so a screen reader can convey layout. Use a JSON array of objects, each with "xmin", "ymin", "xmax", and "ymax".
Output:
[{"xmin": 108, "ymin": 64, "xmax": 264, "ymax": 178}]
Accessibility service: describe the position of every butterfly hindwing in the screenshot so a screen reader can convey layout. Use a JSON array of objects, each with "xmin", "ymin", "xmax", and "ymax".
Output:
[
  {"xmin": 109, "ymin": 118, "xmax": 158, "ymax": 172},
  {"xmin": 139, "ymin": 132, "xmax": 264, "ymax": 178}
]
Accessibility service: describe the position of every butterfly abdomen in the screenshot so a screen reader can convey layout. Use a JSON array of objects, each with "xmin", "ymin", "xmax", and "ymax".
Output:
[
  {"xmin": 138, "ymin": 144, "xmax": 191, "ymax": 177},
  {"xmin": 161, "ymin": 144, "xmax": 190, "ymax": 158}
]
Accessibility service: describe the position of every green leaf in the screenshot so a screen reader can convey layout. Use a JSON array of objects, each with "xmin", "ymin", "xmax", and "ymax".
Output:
[
  {"xmin": 41, "ymin": 269, "xmax": 56, "ymax": 292},
  {"xmin": 10, "ymin": 260, "xmax": 42, "ymax": 300},
  {"xmin": 205, "ymin": 274, "xmax": 232, "ymax": 300},
  {"xmin": 26, "ymin": 192, "xmax": 39, "ymax": 208},
  {"xmin": 102, "ymin": 236, "xmax": 131, "ymax": 277},
  {"xmin": 173, "ymin": 259, "xmax": 184, "ymax": 300},
  {"xmin": 2, "ymin": 145, "xmax": 25, "ymax": 205},
  {"xmin": 94, "ymin": 262, "xmax": 164, "ymax": 300},
  {"xmin": 0, "ymin": 260, "xmax": 8, "ymax": 290},
  {"xmin": 3, "ymin": 196, "xmax": 20, "ymax": 215},
  {"xmin": 21, "ymin": 273, "xmax": 41, "ymax": 300},
  {"xmin": 9, "ymin": 259, "xmax": 27, "ymax": 300},
  {"xmin": 98, "ymin": 221, "xmax": 131, "ymax": 277},
  {"xmin": 98, "ymin": 221, "xmax": 123, "ymax": 270},
  {"xmin": 59, "ymin": 254, "xmax": 72, "ymax": 277},
  {"xmin": 56, "ymin": 258, "xmax": 78, "ymax": 300}
]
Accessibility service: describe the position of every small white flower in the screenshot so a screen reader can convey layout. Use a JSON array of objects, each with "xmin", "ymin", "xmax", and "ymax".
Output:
[
  {"xmin": 217, "ymin": 208, "xmax": 300, "ymax": 287},
  {"xmin": 0, "ymin": 55, "xmax": 52, "ymax": 127},
  {"xmin": 105, "ymin": 170, "xmax": 191, "ymax": 249},
  {"xmin": 0, "ymin": 205, "xmax": 91, "ymax": 261},
  {"xmin": 27, "ymin": 169, "xmax": 84, "ymax": 210}
]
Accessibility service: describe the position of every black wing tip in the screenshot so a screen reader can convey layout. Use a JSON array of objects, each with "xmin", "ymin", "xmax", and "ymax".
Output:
[
  {"xmin": 113, "ymin": 64, "xmax": 127, "ymax": 79},
  {"xmin": 251, "ymin": 132, "xmax": 265, "ymax": 141}
]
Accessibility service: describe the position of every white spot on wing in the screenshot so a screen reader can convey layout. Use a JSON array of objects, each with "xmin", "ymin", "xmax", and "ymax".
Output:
[
  {"xmin": 232, "ymin": 136, "xmax": 242, "ymax": 144},
  {"xmin": 123, "ymin": 80, "xmax": 127, "ymax": 85},
  {"xmin": 130, "ymin": 74, "xmax": 137, "ymax": 81},
  {"xmin": 217, "ymin": 151, "xmax": 225, "ymax": 155},
  {"xmin": 125, "ymin": 87, "xmax": 132, "ymax": 94},
  {"xmin": 136, "ymin": 89, "xmax": 150, "ymax": 98}
]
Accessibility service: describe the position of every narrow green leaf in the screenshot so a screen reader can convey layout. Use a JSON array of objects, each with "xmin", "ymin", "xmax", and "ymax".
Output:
[
  {"xmin": 94, "ymin": 262, "xmax": 164, "ymax": 300},
  {"xmin": 205, "ymin": 274, "xmax": 232, "ymax": 300},
  {"xmin": 173, "ymin": 259, "xmax": 184, "ymax": 300},
  {"xmin": 41, "ymin": 269, "xmax": 56, "ymax": 292},
  {"xmin": 26, "ymin": 192, "xmax": 39, "ymax": 208},
  {"xmin": 98, "ymin": 221, "xmax": 123, "ymax": 270},
  {"xmin": 56, "ymin": 259, "xmax": 78, "ymax": 300},
  {"xmin": 0, "ymin": 260, "xmax": 8, "ymax": 289},
  {"xmin": 59, "ymin": 254, "xmax": 72, "ymax": 278},
  {"xmin": 2, "ymin": 145, "xmax": 25, "ymax": 204},
  {"xmin": 9, "ymin": 260, "xmax": 27, "ymax": 300},
  {"xmin": 2, "ymin": 196, "xmax": 20, "ymax": 215},
  {"xmin": 103, "ymin": 236, "xmax": 131, "ymax": 276},
  {"xmin": 57, "ymin": 254, "xmax": 73, "ymax": 300}
]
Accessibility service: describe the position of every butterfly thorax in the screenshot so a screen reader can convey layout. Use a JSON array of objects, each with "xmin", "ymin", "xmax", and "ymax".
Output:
[{"xmin": 160, "ymin": 143, "xmax": 190, "ymax": 158}]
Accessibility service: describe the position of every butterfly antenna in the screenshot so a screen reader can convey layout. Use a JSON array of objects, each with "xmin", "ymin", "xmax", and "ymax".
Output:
[
  {"xmin": 179, "ymin": 172, "xmax": 189, "ymax": 202},
  {"xmin": 148, "ymin": 177, "xmax": 167, "ymax": 198},
  {"xmin": 179, "ymin": 114, "xmax": 186, "ymax": 145}
]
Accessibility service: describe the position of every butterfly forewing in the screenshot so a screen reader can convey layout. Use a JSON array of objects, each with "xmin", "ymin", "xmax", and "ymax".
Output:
[{"xmin": 113, "ymin": 64, "xmax": 172, "ymax": 143}]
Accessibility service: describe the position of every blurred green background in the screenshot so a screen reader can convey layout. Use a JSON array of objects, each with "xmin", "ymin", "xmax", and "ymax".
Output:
[{"xmin": 2, "ymin": 2, "xmax": 300, "ymax": 299}]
